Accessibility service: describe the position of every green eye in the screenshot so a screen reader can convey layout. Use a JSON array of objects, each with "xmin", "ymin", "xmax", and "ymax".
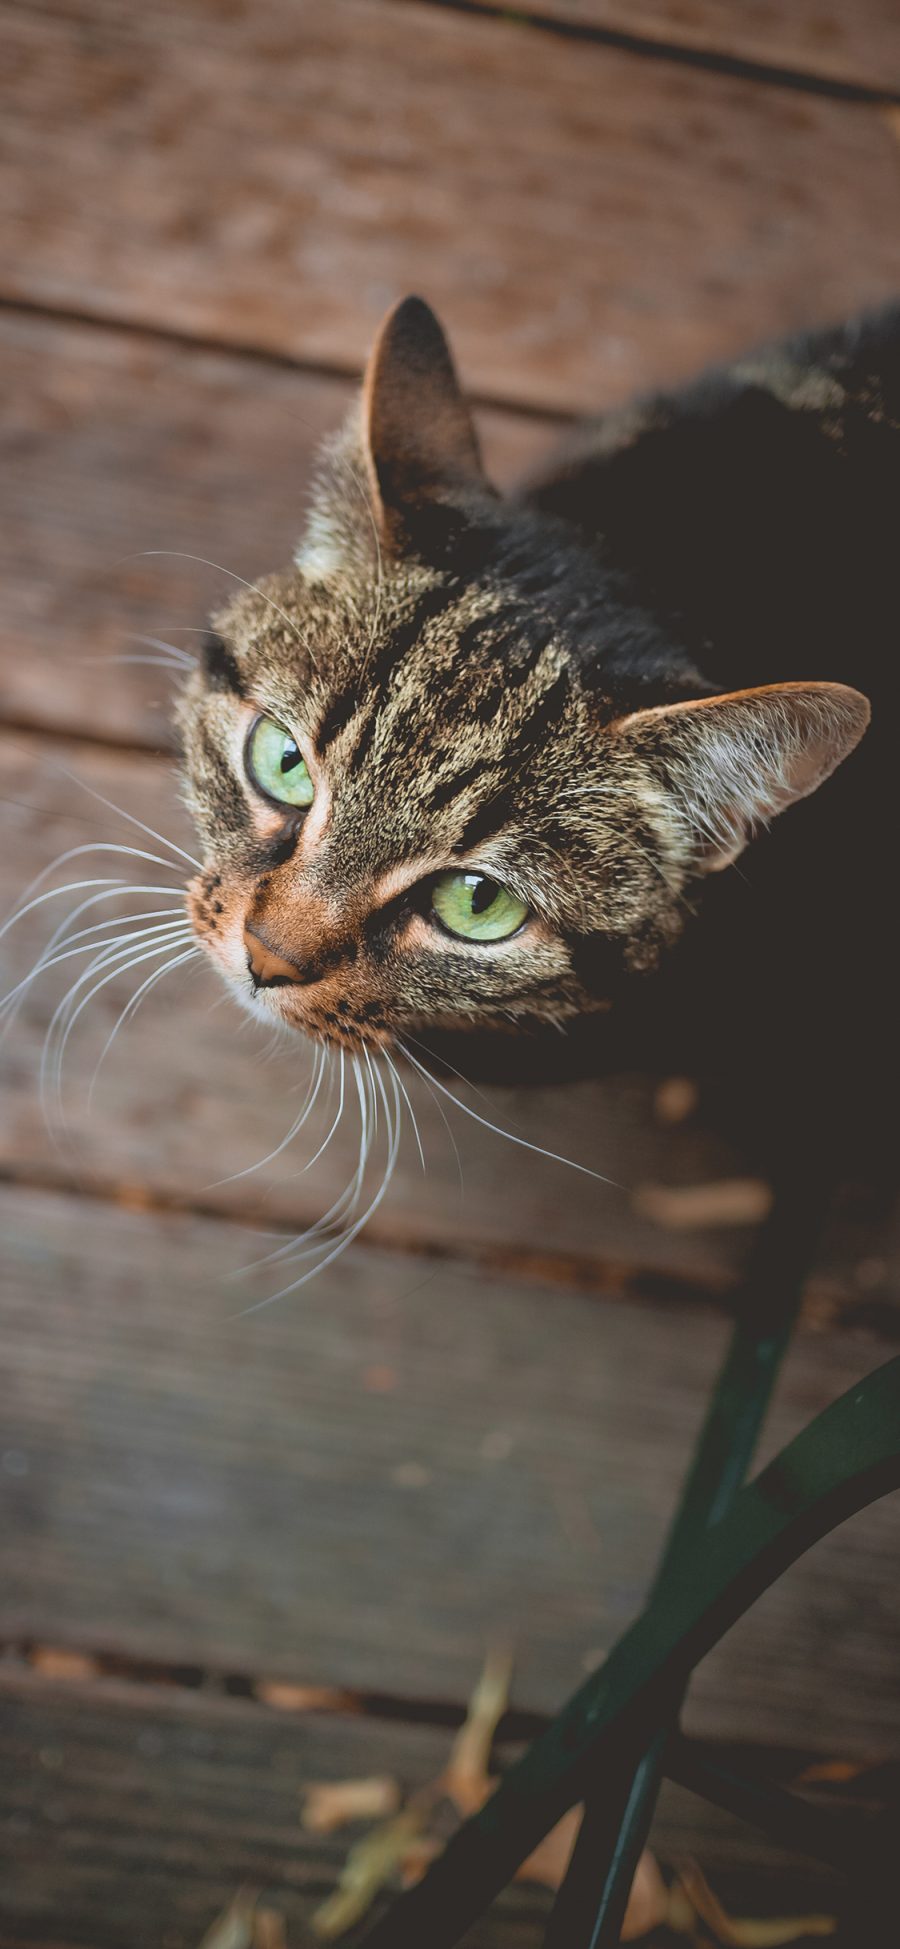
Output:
[
  {"xmin": 246, "ymin": 715, "xmax": 314, "ymax": 809},
  {"xmin": 430, "ymin": 871, "xmax": 529, "ymax": 943}
]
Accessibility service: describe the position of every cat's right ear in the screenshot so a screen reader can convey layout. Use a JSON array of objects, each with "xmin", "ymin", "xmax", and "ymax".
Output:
[
  {"xmin": 362, "ymin": 295, "xmax": 494, "ymax": 554},
  {"xmin": 613, "ymin": 681, "xmax": 870, "ymax": 873}
]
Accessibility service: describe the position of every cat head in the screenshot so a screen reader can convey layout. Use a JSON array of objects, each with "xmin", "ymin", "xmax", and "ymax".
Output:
[{"xmin": 179, "ymin": 297, "xmax": 869, "ymax": 1049}]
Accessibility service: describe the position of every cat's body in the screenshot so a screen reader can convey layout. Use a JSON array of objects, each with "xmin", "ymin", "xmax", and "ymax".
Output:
[
  {"xmin": 519, "ymin": 308, "xmax": 898, "ymax": 1180},
  {"xmin": 181, "ymin": 299, "xmax": 896, "ymax": 1192}
]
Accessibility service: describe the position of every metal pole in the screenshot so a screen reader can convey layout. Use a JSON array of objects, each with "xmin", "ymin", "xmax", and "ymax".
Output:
[
  {"xmin": 544, "ymin": 1167, "xmax": 826, "ymax": 1946},
  {"xmin": 358, "ymin": 1355, "xmax": 900, "ymax": 1947}
]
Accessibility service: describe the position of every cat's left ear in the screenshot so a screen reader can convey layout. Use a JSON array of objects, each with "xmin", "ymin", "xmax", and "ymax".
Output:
[
  {"xmin": 614, "ymin": 681, "xmax": 870, "ymax": 872},
  {"xmin": 362, "ymin": 295, "xmax": 494, "ymax": 553}
]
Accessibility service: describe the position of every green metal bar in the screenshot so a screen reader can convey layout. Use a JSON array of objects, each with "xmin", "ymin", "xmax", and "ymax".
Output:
[
  {"xmin": 360, "ymin": 1356, "xmax": 900, "ymax": 1948},
  {"xmin": 542, "ymin": 1735, "xmax": 667, "ymax": 1949},
  {"xmin": 665, "ymin": 1730, "xmax": 871, "ymax": 1877},
  {"xmin": 545, "ymin": 1177, "xmax": 823, "ymax": 1946}
]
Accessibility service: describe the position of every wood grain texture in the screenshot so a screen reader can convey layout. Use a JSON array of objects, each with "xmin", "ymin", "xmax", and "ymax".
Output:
[
  {"xmin": 504, "ymin": 0, "xmax": 900, "ymax": 94},
  {"xmin": 2, "ymin": 0, "xmax": 899, "ymax": 413},
  {"xmin": 0, "ymin": 311, "xmax": 550, "ymax": 748},
  {"xmin": 1, "ymin": 5, "xmax": 897, "ymax": 1925},
  {"xmin": 0, "ymin": 1672, "xmax": 549, "ymax": 1948},
  {"xmin": 0, "ymin": 1671, "xmax": 844, "ymax": 1949},
  {"xmin": 2, "ymin": 1186, "xmax": 898, "ymax": 1752}
]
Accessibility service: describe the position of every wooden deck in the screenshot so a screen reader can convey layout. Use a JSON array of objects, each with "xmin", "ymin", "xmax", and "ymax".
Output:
[{"xmin": 1, "ymin": 4, "xmax": 899, "ymax": 1943}]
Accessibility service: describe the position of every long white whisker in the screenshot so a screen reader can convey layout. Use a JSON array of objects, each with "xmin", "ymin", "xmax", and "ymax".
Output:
[
  {"xmin": 391, "ymin": 1046, "xmax": 463, "ymax": 1196},
  {"xmin": 131, "ymin": 633, "xmax": 197, "ymax": 667},
  {"xmin": 2, "ymin": 915, "xmax": 189, "ymax": 1021},
  {"xmin": 40, "ymin": 926, "xmax": 193, "ymax": 1134},
  {"xmin": 382, "ymin": 1047, "xmax": 425, "ymax": 1173},
  {"xmin": 53, "ymin": 906, "xmax": 187, "ymax": 951},
  {"xmin": 0, "ymin": 877, "xmax": 128, "ymax": 947},
  {"xmin": 39, "ymin": 924, "xmax": 193, "ymax": 1057},
  {"xmin": 45, "ymin": 932, "xmax": 194, "ymax": 1140},
  {"xmin": 80, "ymin": 654, "xmax": 189, "ymax": 673},
  {"xmin": 87, "ymin": 947, "xmax": 200, "ymax": 1111},
  {"xmin": 133, "ymin": 552, "xmax": 319, "ymax": 670},
  {"xmin": 362, "ymin": 1043, "xmax": 379, "ymax": 1144},
  {"xmin": 298, "ymin": 1045, "xmax": 346, "ymax": 1179},
  {"xmin": 400, "ymin": 1029, "xmax": 524, "ymax": 1118},
  {"xmin": 2, "ymin": 881, "xmax": 185, "ymax": 979},
  {"xmin": 396, "ymin": 1042, "xmax": 618, "ymax": 1186},
  {"xmin": 206, "ymin": 1045, "xmax": 328, "ymax": 1189},
  {"xmin": 5, "ymin": 846, "xmax": 187, "ymax": 950},
  {"xmin": 234, "ymin": 1055, "xmax": 401, "ymax": 1315},
  {"xmin": 239, "ymin": 1050, "xmax": 378, "ymax": 1278},
  {"xmin": 1, "ymin": 907, "xmax": 177, "ymax": 1059},
  {"xmin": 12, "ymin": 888, "xmax": 185, "ymax": 1013},
  {"xmin": 32, "ymin": 756, "xmax": 201, "ymax": 871},
  {"xmin": 258, "ymin": 1056, "xmax": 381, "ymax": 1272}
]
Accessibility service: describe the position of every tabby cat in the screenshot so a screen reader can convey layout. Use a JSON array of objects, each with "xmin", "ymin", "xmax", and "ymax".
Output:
[{"xmin": 181, "ymin": 296, "xmax": 896, "ymax": 1184}]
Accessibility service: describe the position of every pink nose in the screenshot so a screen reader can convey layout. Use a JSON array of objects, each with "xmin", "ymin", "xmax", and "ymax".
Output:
[{"xmin": 243, "ymin": 927, "xmax": 304, "ymax": 989}]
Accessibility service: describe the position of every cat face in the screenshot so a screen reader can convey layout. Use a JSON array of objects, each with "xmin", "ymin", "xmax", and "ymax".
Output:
[{"xmin": 179, "ymin": 298, "xmax": 869, "ymax": 1049}]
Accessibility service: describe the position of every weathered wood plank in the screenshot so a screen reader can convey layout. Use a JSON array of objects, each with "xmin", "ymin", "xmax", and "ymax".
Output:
[
  {"xmin": 3, "ymin": 727, "xmax": 899, "ymax": 1313},
  {"xmin": 507, "ymin": 0, "xmax": 900, "ymax": 95},
  {"xmin": 0, "ymin": 1671, "xmax": 844, "ymax": 1948},
  {"xmin": 2, "ymin": 1186, "xmax": 897, "ymax": 1752},
  {"xmin": 2, "ymin": 0, "xmax": 899, "ymax": 413},
  {"xmin": 0, "ymin": 1671, "xmax": 550, "ymax": 1948},
  {"xmin": 0, "ymin": 311, "xmax": 550, "ymax": 749}
]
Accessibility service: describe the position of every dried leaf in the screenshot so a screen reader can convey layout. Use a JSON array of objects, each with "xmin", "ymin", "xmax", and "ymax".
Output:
[
  {"xmin": 442, "ymin": 1645, "xmax": 513, "ymax": 1817},
  {"xmin": 29, "ymin": 1645, "xmax": 98, "ymax": 1681},
  {"xmin": 398, "ymin": 1835, "xmax": 443, "ymax": 1887},
  {"xmin": 674, "ymin": 1862, "xmax": 836, "ymax": 1945},
  {"xmin": 302, "ymin": 1776, "xmax": 402, "ymax": 1834},
  {"xmin": 256, "ymin": 1679, "xmax": 352, "ymax": 1714},
  {"xmin": 307, "ymin": 1650, "xmax": 514, "ymax": 1938},
  {"xmin": 725, "ymin": 1923, "xmax": 836, "ymax": 1947},
  {"xmin": 252, "ymin": 1912, "xmax": 288, "ymax": 1949},
  {"xmin": 517, "ymin": 1808, "xmax": 582, "ymax": 1890},
  {"xmin": 795, "ymin": 1758, "xmax": 869, "ymax": 1785},
  {"xmin": 311, "ymin": 1807, "xmax": 427, "ymax": 1940},
  {"xmin": 621, "ymin": 1850, "xmax": 670, "ymax": 1941},
  {"xmin": 198, "ymin": 1895, "xmax": 257, "ymax": 1949},
  {"xmin": 518, "ymin": 1819, "xmax": 666, "ymax": 1943},
  {"xmin": 676, "ymin": 1860, "xmax": 744, "ymax": 1942},
  {"xmin": 654, "ymin": 1076, "xmax": 699, "ymax": 1125},
  {"xmin": 635, "ymin": 1178, "xmax": 773, "ymax": 1231}
]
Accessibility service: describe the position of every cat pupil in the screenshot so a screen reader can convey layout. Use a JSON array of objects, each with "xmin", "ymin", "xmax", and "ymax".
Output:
[
  {"xmin": 279, "ymin": 739, "xmax": 301, "ymax": 774},
  {"xmin": 470, "ymin": 876, "xmax": 498, "ymax": 916}
]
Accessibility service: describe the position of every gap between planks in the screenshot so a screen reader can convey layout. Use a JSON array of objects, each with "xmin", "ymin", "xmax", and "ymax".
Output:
[
  {"xmin": 0, "ymin": 712, "xmax": 176, "ymax": 760},
  {"xmin": 2, "ymin": 1158, "xmax": 895, "ymax": 1341},
  {"xmin": 403, "ymin": 0, "xmax": 900, "ymax": 108},
  {"xmin": 1, "ymin": 1638, "xmax": 547, "ymax": 1743},
  {"xmin": 2, "ymin": 1641, "xmax": 887, "ymax": 1792},
  {"xmin": 0, "ymin": 292, "xmax": 576, "ymax": 429}
]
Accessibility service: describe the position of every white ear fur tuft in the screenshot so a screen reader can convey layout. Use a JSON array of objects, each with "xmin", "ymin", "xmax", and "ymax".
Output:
[{"xmin": 616, "ymin": 682, "xmax": 870, "ymax": 872}]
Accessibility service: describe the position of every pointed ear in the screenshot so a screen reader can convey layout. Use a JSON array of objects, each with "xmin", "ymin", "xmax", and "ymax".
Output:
[
  {"xmin": 362, "ymin": 295, "xmax": 492, "ymax": 553},
  {"xmin": 616, "ymin": 682, "xmax": 870, "ymax": 872}
]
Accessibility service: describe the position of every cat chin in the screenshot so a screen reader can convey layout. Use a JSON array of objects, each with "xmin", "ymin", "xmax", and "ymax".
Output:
[
  {"xmin": 223, "ymin": 973, "xmax": 391, "ymax": 1051},
  {"xmin": 232, "ymin": 978, "xmax": 285, "ymax": 1029}
]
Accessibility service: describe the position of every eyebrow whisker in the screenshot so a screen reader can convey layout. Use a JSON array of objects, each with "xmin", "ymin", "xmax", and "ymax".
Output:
[{"xmin": 131, "ymin": 551, "xmax": 320, "ymax": 673}]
